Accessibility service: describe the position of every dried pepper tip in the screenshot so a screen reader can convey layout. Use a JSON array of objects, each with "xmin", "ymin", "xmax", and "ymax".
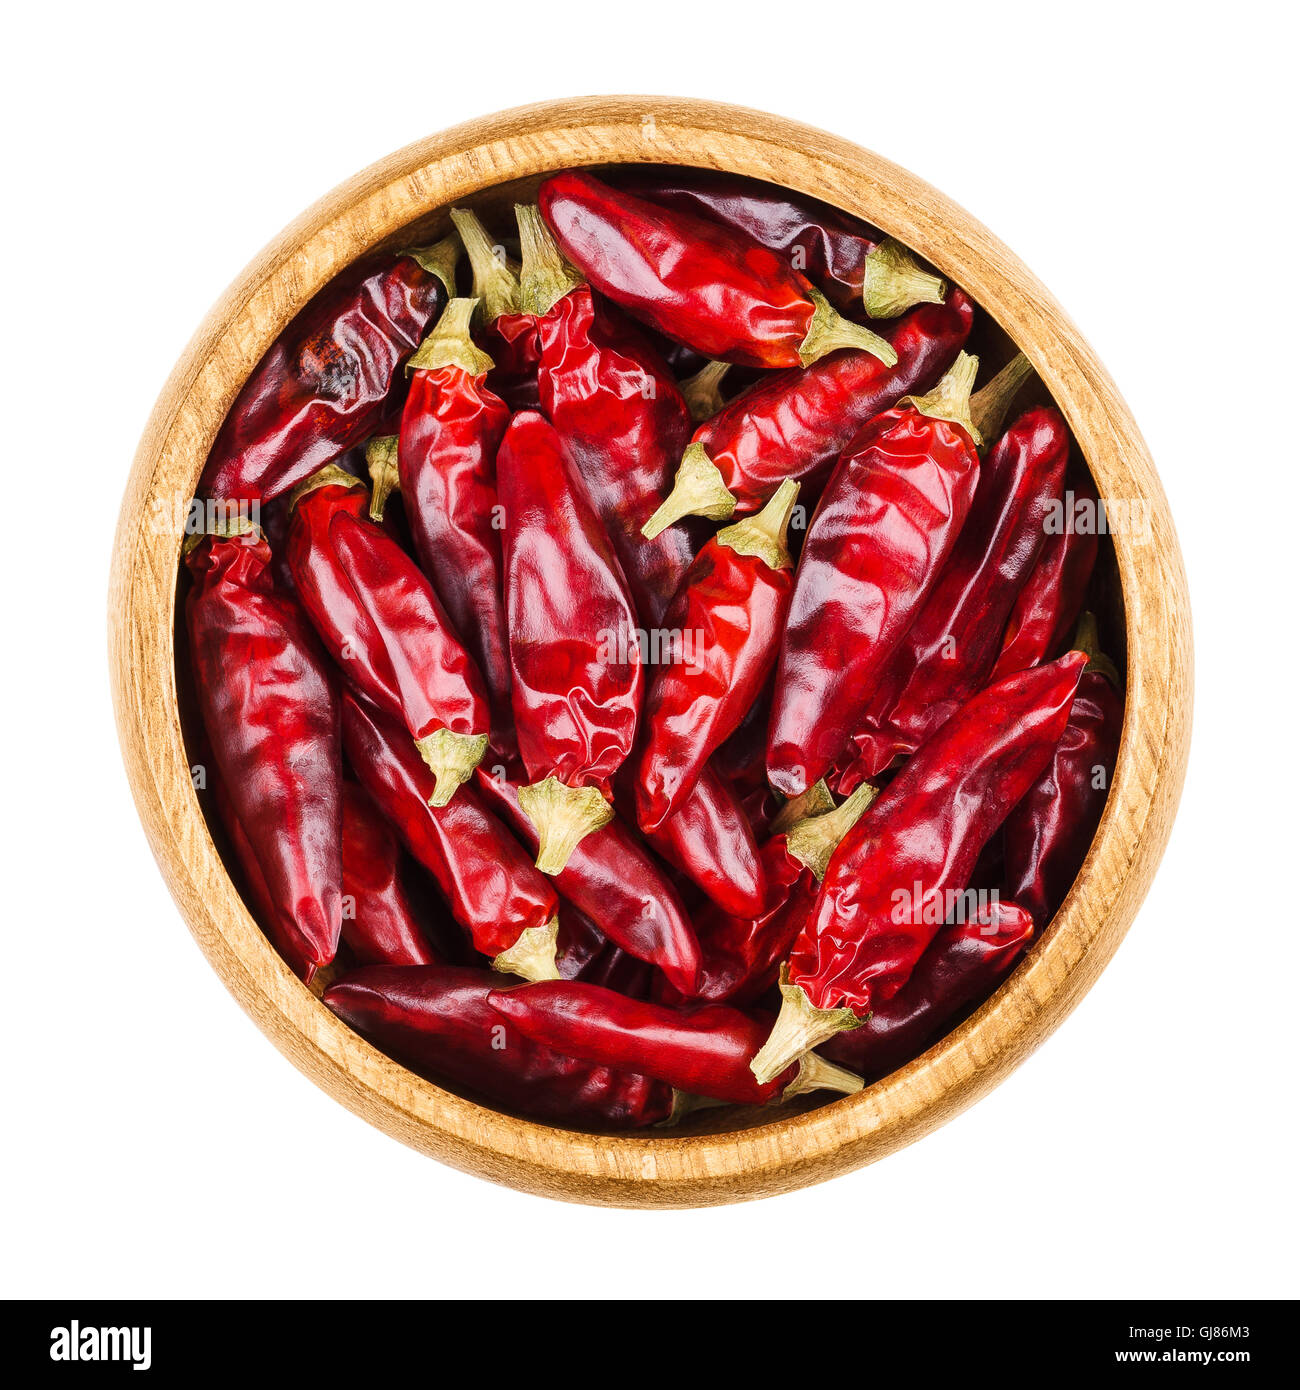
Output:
[
  {"xmin": 716, "ymin": 478, "xmax": 800, "ymax": 570},
  {"xmin": 402, "ymin": 233, "xmax": 462, "ymax": 298},
  {"xmin": 407, "ymin": 297, "xmax": 495, "ymax": 378},
  {"xmin": 749, "ymin": 966, "xmax": 864, "ymax": 1086},
  {"xmin": 518, "ymin": 776, "xmax": 615, "ymax": 875},
  {"xmin": 781, "ymin": 1051, "xmax": 865, "ymax": 1101},
  {"xmin": 492, "ymin": 917, "xmax": 562, "ymax": 983},
  {"xmin": 657, "ymin": 1091, "xmax": 733, "ymax": 1128},
  {"xmin": 641, "ymin": 443, "xmax": 737, "ymax": 539},
  {"xmin": 449, "ymin": 207, "xmax": 521, "ymax": 321},
  {"xmin": 365, "ymin": 435, "xmax": 401, "ymax": 522},
  {"xmin": 515, "ymin": 203, "xmax": 584, "ymax": 317},
  {"xmin": 769, "ymin": 778, "xmax": 837, "ymax": 836},
  {"xmin": 900, "ymin": 349, "xmax": 983, "ymax": 449},
  {"xmin": 1071, "ymin": 611, "xmax": 1122, "ymax": 687},
  {"xmin": 861, "ymin": 237, "xmax": 947, "ymax": 319},
  {"xmin": 680, "ymin": 360, "xmax": 732, "ymax": 423},
  {"xmin": 798, "ymin": 286, "xmax": 898, "ymax": 369},
  {"xmin": 968, "ymin": 352, "xmax": 1035, "ymax": 450},
  {"xmin": 785, "ymin": 780, "xmax": 880, "ymax": 881},
  {"xmin": 286, "ymin": 463, "xmax": 366, "ymax": 514},
  {"xmin": 415, "ymin": 728, "xmax": 489, "ymax": 808}
]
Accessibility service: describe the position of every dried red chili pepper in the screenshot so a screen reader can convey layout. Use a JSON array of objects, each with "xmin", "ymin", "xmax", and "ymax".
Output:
[
  {"xmin": 325, "ymin": 966, "xmax": 672, "ymax": 1128},
  {"xmin": 286, "ymin": 468, "xmax": 490, "ymax": 805},
  {"xmin": 614, "ymin": 166, "xmax": 946, "ymax": 317},
  {"xmin": 200, "ymin": 239, "xmax": 459, "ymax": 503},
  {"xmin": 341, "ymin": 782, "xmax": 441, "ymax": 967},
  {"xmin": 989, "ymin": 473, "xmax": 1101, "ymax": 681},
  {"xmin": 841, "ymin": 360, "xmax": 1071, "ymax": 783},
  {"xmin": 387, "ymin": 296, "xmax": 515, "ymax": 754},
  {"xmin": 475, "ymin": 764, "xmax": 703, "ymax": 997},
  {"xmin": 186, "ymin": 521, "xmax": 341, "ymax": 980},
  {"xmin": 342, "ymin": 692, "xmax": 561, "ymax": 981},
  {"xmin": 497, "ymin": 410, "xmax": 643, "ymax": 872},
  {"xmin": 751, "ymin": 652, "xmax": 1087, "ymax": 1082},
  {"xmin": 515, "ymin": 203, "xmax": 699, "ymax": 626},
  {"xmin": 642, "ymin": 291, "xmax": 975, "ymax": 537},
  {"xmin": 487, "ymin": 980, "xmax": 862, "ymax": 1106},
  {"xmin": 766, "ymin": 353, "xmax": 985, "ymax": 797},
  {"xmin": 636, "ymin": 480, "xmax": 799, "ymax": 832},
  {"xmin": 820, "ymin": 900, "xmax": 1035, "ymax": 1077},
  {"xmin": 538, "ymin": 170, "xmax": 896, "ymax": 370},
  {"xmin": 1002, "ymin": 613, "xmax": 1124, "ymax": 926}
]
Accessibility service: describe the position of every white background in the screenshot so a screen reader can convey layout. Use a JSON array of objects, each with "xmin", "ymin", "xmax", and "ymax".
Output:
[{"xmin": 3, "ymin": 0, "xmax": 1296, "ymax": 1300}]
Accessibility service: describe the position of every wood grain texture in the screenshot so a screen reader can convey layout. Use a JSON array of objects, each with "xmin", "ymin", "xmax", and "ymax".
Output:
[{"xmin": 108, "ymin": 97, "xmax": 1193, "ymax": 1208}]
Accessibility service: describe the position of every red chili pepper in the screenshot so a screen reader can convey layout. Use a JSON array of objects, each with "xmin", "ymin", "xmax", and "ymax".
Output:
[
  {"xmin": 342, "ymin": 692, "xmax": 561, "ymax": 981},
  {"xmin": 613, "ymin": 166, "xmax": 947, "ymax": 317},
  {"xmin": 200, "ymin": 239, "xmax": 459, "ymax": 504},
  {"xmin": 766, "ymin": 352, "xmax": 985, "ymax": 797},
  {"xmin": 474, "ymin": 764, "xmax": 703, "ymax": 997},
  {"xmin": 841, "ymin": 364, "xmax": 1071, "ymax": 783},
  {"xmin": 636, "ymin": 480, "xmax": 799, "ymax": 832},
  {"xmin": 286, "ymin": 468, "xmax": 490, "ymax": 806},
  {"xmin": 325, "ymin": 966, "xmax": 672, "ymax": 1128},
  {"xmin": 537, "ymin": 170, "xmax": 896, "ymax": 371},
  {"xmin": 341, "ymin": 782, "xmax": 441, "ymax": 967},
  {"xmin": 515, "ymin": 203, "xmax": 699, "ymax": 626},
  {"xmin": 487, "ymin": 980, "xmax": 863, "ymax": 1106},
  {"xmin": 642, "ymin": 291, "xmax": 975, "ymax": 538},
  {"xmin": 641, "ymin": 763, "xmax": 766, "ymax": 919},
  {"xmin": 1002, "ymin": 614, "xmax": 1124, "ymax": 926},
  {"xmin": 752, "ymin": 652, "xmax": 1087, "ymax": 1082},
  {"xmin": 497, "ymin": 410, "xmax": 643, "ymax": 872},
  {"xmin": 820, "ymin": 900, "xmax": 1035, "ymax": 1077},
  {"xmin": 185, "ymin": 522, "xmax": 341, "ymax": 980},
  {"xmin": 688, "ymin": 782, "xmax": 877, "ymax": 1005},
  {"xmin": 386, "ymin": 296, "xmax": 515, "ymax": 755},
  {"xmin": 989, "ymin": 473, "xmax": 1101, "ymax": 681}
]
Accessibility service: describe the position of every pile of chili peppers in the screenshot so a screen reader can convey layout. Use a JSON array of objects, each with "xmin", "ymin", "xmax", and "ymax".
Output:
[{"xmin": 185, "ymin": 166, "xmax": 1124, "ymax": 1131}]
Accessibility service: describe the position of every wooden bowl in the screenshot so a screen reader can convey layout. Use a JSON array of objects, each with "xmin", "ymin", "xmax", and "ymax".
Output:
[{"xmin": 109, "ymin": 97, "xmax": 1192, "ymax": 1207}]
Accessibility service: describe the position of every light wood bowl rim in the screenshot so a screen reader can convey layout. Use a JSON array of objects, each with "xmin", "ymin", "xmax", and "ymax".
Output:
[{"xmin": 108, "ymin": 96, "xmax": 1193, "ymax": 1208}]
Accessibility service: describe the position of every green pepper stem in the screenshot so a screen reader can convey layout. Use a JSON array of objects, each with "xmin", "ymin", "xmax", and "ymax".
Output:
[
  {"xmin": 769, "ymin": 779, "xmax": 836, "ymax": 836},
  {"xmin": 798, "ymin": 286, "xmax": 897, "ymax": 368},
  {"xmin": 716, "ymin": 479, "xmax": 799, "ymax": 570},
  {"xmin": 492, "ymin": 917, "xmax": 561, "ymax": 982},
  {"xmin": 680, "ymin": 360, "xmax": 732, "ymax": 423},
  {"xmin": 785, "ymin": 781, "xmax": 880, "ymax": 881},
  {"xmin": 286, "ymin": 463, "xmax": 365, "ymax": 515},
  {"xmin": 901, "ymin": 350, "xmax": 982, "ymax": 449},
  {"xmin": 749, "ymin": 967, "xmax": 864, "ymax": 1086},
  {"xmin": 449, "ymin": 207, "xmax": 521, "ymax": 321},
  {"xmin": 516, "ymin": 203, "xmax": 584, "ymax": 317},
  {"xmin": 415, "ymin": 728, "xmax": 489, "ymax": 807},
  {"xmin": 1071, "ymin": 611, "xmax": 1122, "ymax": 687},
  {"xmin": 782, "ymin": 1051, "xmax": 865, "ymax": 1101},
  {"xmin": 657, "ymin": 1091, "xmax": 734, "ymax": 1127},
  {"xmin": 969, "ymin": 352, "xmax": 1034, "ymax": 450},
  {"xmin": 641, "ymin": 442, "xmax": 737, "ymax": 539},
  {"xmin": 403, "ymin": 234, "xmax": 461, "ymax": 298},
  {"xmin": 518, "ymin": 776, "xmax": 614, "ymax": 875},
  {"xmin": 407, "ymin": 297, "xmax": 495, "ymax": 378},
  {"xmin": 365, "ymin": 435, "xmax": 401, "ymax": 522},
  {"xmin": 861, "ymin": 237, "xmax": 947, "ymax": 318}
]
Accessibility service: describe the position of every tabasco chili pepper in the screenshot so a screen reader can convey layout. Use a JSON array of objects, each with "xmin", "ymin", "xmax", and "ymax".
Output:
[
  {"xmin": 751, "ymin": 651, "xmax": 1087, "ymax": 1082},
  {"xmin": 514, "ymin": 203, "xmax": 700, "ymax": 626},
  {"xmin": 342, "ymin": 692, "xmax": 561, "ymax": 982},
  {"xmin": 286, "ymin": 468, "xmax": 490, "ymax": 806},
  {"xmin": 841, "ymin": 360, "xmax": 1071, "ymax": 783},
  {"xmin": 325, "ymin": 966, "xmax": 672, "ymax": 1128},
  {"xmin": 341, "ymin": 782, "xmax": 441, "ymax": 967},
  {"xmin": 613, "ymin": 166, "xmax": 947, "ymax": 317},
  {"xmin": 820, "ymin": 900, "xmax": 1035, "ymax": 1077},
  {"xmin": 989, "ymin": 472, "xmax": 1101, "ymax": 681},
  {"xmin": 497, "ymin": 410, "xmax": 643, "ymax": 873},
  {"xmin": 636, "ymin": 480, "xmax": 800, "ymax": 832},
  {"xmin": 1002, "ymin": 613, "xmax": 1124, "ymax": 926},
  {"xmin": 537, "ymin": 170, "xmax": 896, "ymax": 371},
  {"xmin": 475, "ymin": 763, "xmax": 703, "ymax": 997},
  {"xmin": 487, "ymin": 980, "xmax": 863, "ymax": 1106},
  {"xmin": 200, "ymin": 239, "xmax": 459, "ymax": 504},
  {"xmin": 186, "ymin": 520, "xmax": 342, "ymax": 981},
  {"xmin": 389, "ymin": 296, "xmax": 514, "ymax": 754},
  {"xmin": 642, "ymin": 291, "xmax": 975, "ymax": 538},
  {"xmin": 766, "ymin": 352, "xmax": 984, "ymax": 797}
]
